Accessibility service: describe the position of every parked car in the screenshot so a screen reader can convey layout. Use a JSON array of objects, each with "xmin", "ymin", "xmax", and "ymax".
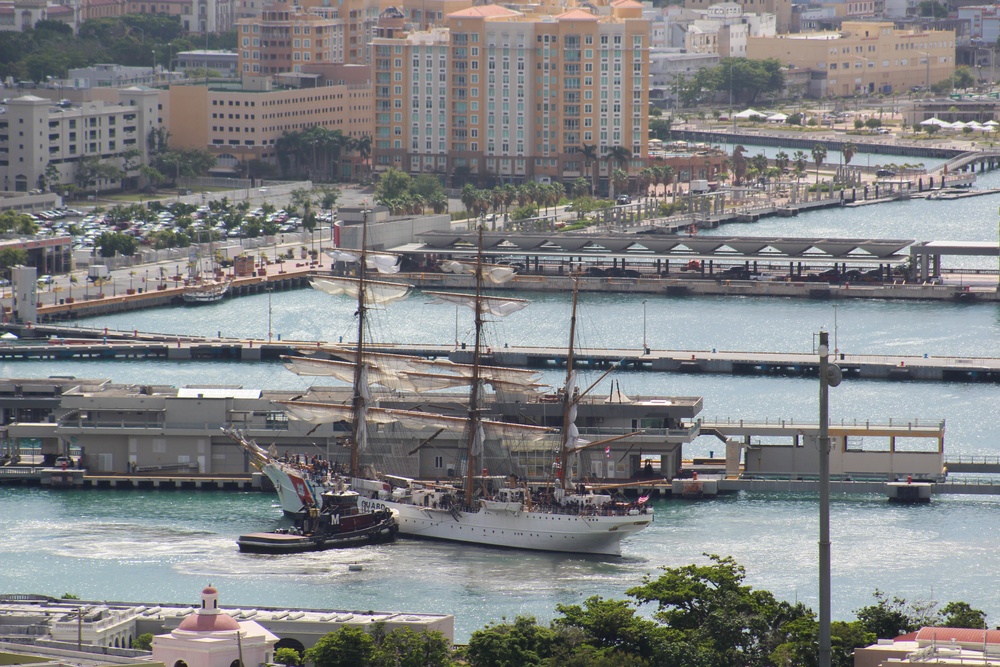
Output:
[
  {"xmin": 616, "ymin": 194, "xmax": 631, "ymax": 205},
  {"xmin": 876, "ymin": 169, "xmax": 896, "ymax": 178}
]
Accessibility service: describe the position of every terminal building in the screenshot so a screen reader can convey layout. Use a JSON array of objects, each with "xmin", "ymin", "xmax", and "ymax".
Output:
[{"xmin": 0, "ymin": 585, "xmax": 455, "ymax": 653}]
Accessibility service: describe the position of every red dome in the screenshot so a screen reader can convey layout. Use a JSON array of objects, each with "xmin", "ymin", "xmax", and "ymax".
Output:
[
  {"xmin": 202, "ymin": 586, "xmax": 219, "ymax": 595},
  {"xmin": 177, "ymin": 613, "xmax": 241, "ymax": 633}
]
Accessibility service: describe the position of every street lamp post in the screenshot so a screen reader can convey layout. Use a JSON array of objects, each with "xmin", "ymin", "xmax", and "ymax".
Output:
[
  {"xmin": 817, "ymin": 330, "xmax": 841, "ymax": 667},
  {"xmin": 642, "ymin": 299, "xmax": 648, "ymax": 354},
  {"xmin": 919, "ymin": 52, "xmax": 931, "ymax": 92},
  {"xmin": 833, "ymin": 304, "xmax": 838, "ymax": 354}
]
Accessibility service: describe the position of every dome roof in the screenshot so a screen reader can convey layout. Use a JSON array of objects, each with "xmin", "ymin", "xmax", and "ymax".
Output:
[
  {"xmin": 202, "ymin": 585, "xmax": 219, "ymax": 595},
  {"xmin": 177, "ymin": 613, "xmax": 241, "ymax": 633}
]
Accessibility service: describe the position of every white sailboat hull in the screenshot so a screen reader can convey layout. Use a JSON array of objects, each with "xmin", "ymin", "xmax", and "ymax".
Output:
[
  {"xmin": 361, "ymin": 497, "xmax": 651, "ymax": 556},
  {"xmin": 262, "ymin": 461, "xmax": 329, "ymax": 517}
]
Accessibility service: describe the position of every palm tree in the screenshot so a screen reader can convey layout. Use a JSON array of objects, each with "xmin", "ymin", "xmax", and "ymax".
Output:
[
  {"xmin": 460, "ymin": 184, "xmax": 478, "ymax": 219},
  {"xmin": 611, "ymin": 169, "xmax": 628, "ymax": 200},
  {"xmin": 606, "ymin": 146, "xmax": 632, "ymax": 199},
  {"xmin": 812, "ymin": 143, "xmax": 828, "ymax": 184},
  {"xmin": 638, "ymin": 168, "xmax": 654, "ymax": 199},
  {"xmin": 581, "ymin": 144, "xmax": 598, "ymax": 197},
  {"xmin": 353, "ymin": 134, "xmax": 372, "ymax": 182},
  {"xmin": 774, "ymin": 151, "xmax": 790, "ymax": 175},
  {"xmin": 732, "ymin": 145, "xmax": 748, "ymax": 185},
  {"xmin": 490, "ymin": 187, "xmax": 504, "ymax": 228},
  {"xmin": 662, "ymin": 165, "xmax": 675, "ymax": 199},
  {"xmin": 842, "ymin": 142, "xmax": 857, "ymax": 166},
  {"xmin": 501, "ymin": 183, "xmax": 516, "ymax": 224},
  {"xmin": 792, "ymin": 150, "xmax": 808, "ymax": 183}
]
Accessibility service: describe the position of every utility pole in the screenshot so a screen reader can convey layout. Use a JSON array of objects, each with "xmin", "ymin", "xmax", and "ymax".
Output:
[{"xmin": 818, "ymin": 330, "xmax": 841, "ymax": 667}]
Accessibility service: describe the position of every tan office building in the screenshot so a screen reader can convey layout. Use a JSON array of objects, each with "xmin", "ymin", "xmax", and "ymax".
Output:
[
  {"xmin": 748, "ymin": 21, "xmax": 955, "ymax": 96},
  {"xmin": 165, "ymin": 67, "xmax": 372, "ymax": 177},
  {"xmin": 685, "ymin": 0, "xmax": 791, "ymax": 34},
  {"xmin": 236, "ymin": 3, "xmax": 343, "ymax": 75},
  {"xmin": 372, "ymin": 1, "xmax": 650, "ymax": 187}
]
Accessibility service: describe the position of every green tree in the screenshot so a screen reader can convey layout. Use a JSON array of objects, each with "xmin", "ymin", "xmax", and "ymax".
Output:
[
  {"xmin": 0, "ymin": 211, "xmax": 39, "ymax": 235},
  {"xmin": 465, "ymin": 616, "xmax": 558, "ymax": 667},
  {"xmin": 865, "ymin": 118, "xmax": 882, "ymax": 130},
  {"xmin": 274, "ymin": 647, "xmax": 301, "ymax": 666},
  {"xmin": 842, "ymin": 142, "xmax": 857, "ymax": 166},
  {"xmin": 699, "ymin": 57, "xmax": 786, "ymax": 106},
  {"xmin": 306, "ymin": 626, "xmax": 376, "ymax": 667},
  {"xmin": 855, "ymin": 590, "xmax": 917, "ymax": 640},
  {"xmin": 132, "ymin": 633, "xmax": 154, "ymax": 651},
  {"xmin": 371, "ymin": 626, "xmax": 453, "ymax": 667},
  {"xmin": 811, "ymin": 143, "xmax": 828, "ymax": 184},
  {"xmin": 555, "ymin": 596, "xmax": 663, "ymax": 661},
  {"xmin": 918, "ymin": 0, "xmax": 948, "ymax": 17},
  {"xmin": 940, "ymin": 601, "xmax": 987, "ymax": 628},
  {"xmin": 96, "ymin": 231, "xmax": 137, "ymax": 257},
  {"xmin": 374, "ymin": 168, "xmax": 412, "ymax": 205},
  {"xmin": 0, "ymin": 247, "xmax": 28, "ymax": 273},
  {"xmin": 626, "ymin": 554, "xmax": 812, "ymax": 667},
  {"xmin": 411, "ymin": 173, "xmax": 446, "ymax": 202}
]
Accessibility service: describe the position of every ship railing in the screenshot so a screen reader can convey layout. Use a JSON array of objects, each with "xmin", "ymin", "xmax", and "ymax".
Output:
[
  {"xmin": 700, "ymin": 416, "xmax": 945, "ymax": 430},
  {"xmin": 0, "ymin": 466, "xmax": 39, "ymax": 476},
  {"xmin": 938, "ymin": 477, "xmax": 1000, "ymax": 487},
  {"xmin": 944, "ymin": 455, "xmax": 1000, "ymax": 465}
]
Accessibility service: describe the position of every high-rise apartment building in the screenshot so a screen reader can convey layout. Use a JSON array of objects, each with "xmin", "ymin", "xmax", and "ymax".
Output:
[
  {"xmin": 237, "ymin": 3, "xmax": 343, "ymax": 75},
  {"xmin": 0, "ymin": 88, "xmax": 158, "ymax": 192},
  {"xmin": 372, "ymin": 2, "xmax": 650, "ymax": 187}
]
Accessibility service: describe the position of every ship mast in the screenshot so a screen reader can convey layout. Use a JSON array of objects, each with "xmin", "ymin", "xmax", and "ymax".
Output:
[
  {"xmin": 559, "ymin": 277, "xmax": 580, "ymax": 491},
  {"xmin": 463, "ymin": 224, "xmax": 486, "ymax": 507},
  {"xmin": 349, "ymin": 206, "xmax": 370, "ymax": 477}
]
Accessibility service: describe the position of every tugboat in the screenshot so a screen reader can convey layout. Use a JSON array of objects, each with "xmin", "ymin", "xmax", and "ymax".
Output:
[{"xmin": 237, "ymin": 480, "xmax": 397, "ymax": 554}]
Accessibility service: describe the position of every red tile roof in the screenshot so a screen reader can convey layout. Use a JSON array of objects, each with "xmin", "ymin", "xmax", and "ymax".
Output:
[
  {"xmin": 916, "ymin": 627, "xmax": 1000, "ymax": 647},
  {"xmin": 556, "ymin": 8, "xmax": 599, "ymax": 20},
  {"xmin": 448, "ymin": 4, "xmax": 520, "ymax": 18}
]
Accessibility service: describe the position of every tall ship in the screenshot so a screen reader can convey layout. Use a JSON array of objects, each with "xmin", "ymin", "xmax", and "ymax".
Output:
[{"xmin": 229, "ymin": 217, "xmax": 659, "ymax": 556}]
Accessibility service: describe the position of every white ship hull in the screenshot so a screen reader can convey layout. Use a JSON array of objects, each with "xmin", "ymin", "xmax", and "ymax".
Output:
[
  {"xmin": 359, "ymin": 497, "xmax": 652, "ymax": 556},
  {"xmin": 262, "ymin": 461, "xmax": 329, "ymax": 517}
]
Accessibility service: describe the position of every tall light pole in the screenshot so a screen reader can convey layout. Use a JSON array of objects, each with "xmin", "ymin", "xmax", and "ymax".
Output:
[
  {"xmin": 642, "ymin": 299, "xmax": 648, "ymax": 354},
  {"xmin": 818, "ymin": 330, "xmax": 841, "ymax": 667},
  {"xmin": 833, "ymin": 304, "xmax": 838, "ymax": 354}
]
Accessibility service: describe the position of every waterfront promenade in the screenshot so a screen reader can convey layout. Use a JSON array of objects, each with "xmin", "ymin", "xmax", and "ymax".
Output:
[{"xmin": 4, "ymin": 326, "xmax": 1000, "ymax": 384}]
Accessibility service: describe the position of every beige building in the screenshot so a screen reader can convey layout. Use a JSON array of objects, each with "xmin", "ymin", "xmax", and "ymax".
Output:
[
  {"xmin": 0, "ymin": 88, "xmax": 158, "ymax": 193},
  {"xmin": 748, "ymin": 21, "xmax": 955, "ymax": 96},
  {"xmin": 163, "ymin": 66, "xmax": 372, "ymax": 176},
  {"xmin": 236, "ymin": 3, "xmax": 343, "ymax": 75},
  {"xmin": 685, "ymin": 0, "xmax": 791, "ymax": 33},
  {"xmin": 372, "ymin": 1, "xmax": 650, "ymax": 188}
]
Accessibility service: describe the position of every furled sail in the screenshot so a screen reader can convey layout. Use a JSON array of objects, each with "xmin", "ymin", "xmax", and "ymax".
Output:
[
  {"xmin": 440, "ymin": 260, "xmax": 517, "ymax": 285},
  {"xmin": 282, "ymin": 356, "xmax": 547, "ymax": 396},
  {"xmin": 310, "ymin": 276, "xmax": 412, "ymax": 305},
  {"xmin": 316, "ymin": 346, "xmax": 543, "ymax": 384},
  {"xmin": 425, "ymin": 291, "xmax": 529, "ymax": 317},
  {"xmin": 326, "ymin": 250, "xmax": 402, "ymax": 275},
  {"xmin": 276, "ymin": 400, "xmax": 554, "ymax": 441}
]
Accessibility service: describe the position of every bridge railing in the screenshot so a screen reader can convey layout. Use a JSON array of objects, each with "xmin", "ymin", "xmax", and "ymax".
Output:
[{"xmin": 700, "ymin": 416, "xmax": 945, "ymax": 430}]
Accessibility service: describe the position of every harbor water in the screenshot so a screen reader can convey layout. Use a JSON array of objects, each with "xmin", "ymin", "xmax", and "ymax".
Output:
[{"xmin": 2, "ymin": 166, "xmax": 1000, "ymax": 639}]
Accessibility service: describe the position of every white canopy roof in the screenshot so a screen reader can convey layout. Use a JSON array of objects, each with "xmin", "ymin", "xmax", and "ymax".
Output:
[
  {"xmin": 767, "ymin": 112, "xmax": 788, "ymax": 122},
  {"xmin": 734, "ymin": 108, "xmax": 766, "ymax": 119},
  {"xmin": 919, "ymin": 117, "xmax": 948, "ymax": 126}
]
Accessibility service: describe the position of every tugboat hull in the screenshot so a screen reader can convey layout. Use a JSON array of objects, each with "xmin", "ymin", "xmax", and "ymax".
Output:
[{"xmin": 237, "ymin": 513, "xmax": 398, "ymax": 554}]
